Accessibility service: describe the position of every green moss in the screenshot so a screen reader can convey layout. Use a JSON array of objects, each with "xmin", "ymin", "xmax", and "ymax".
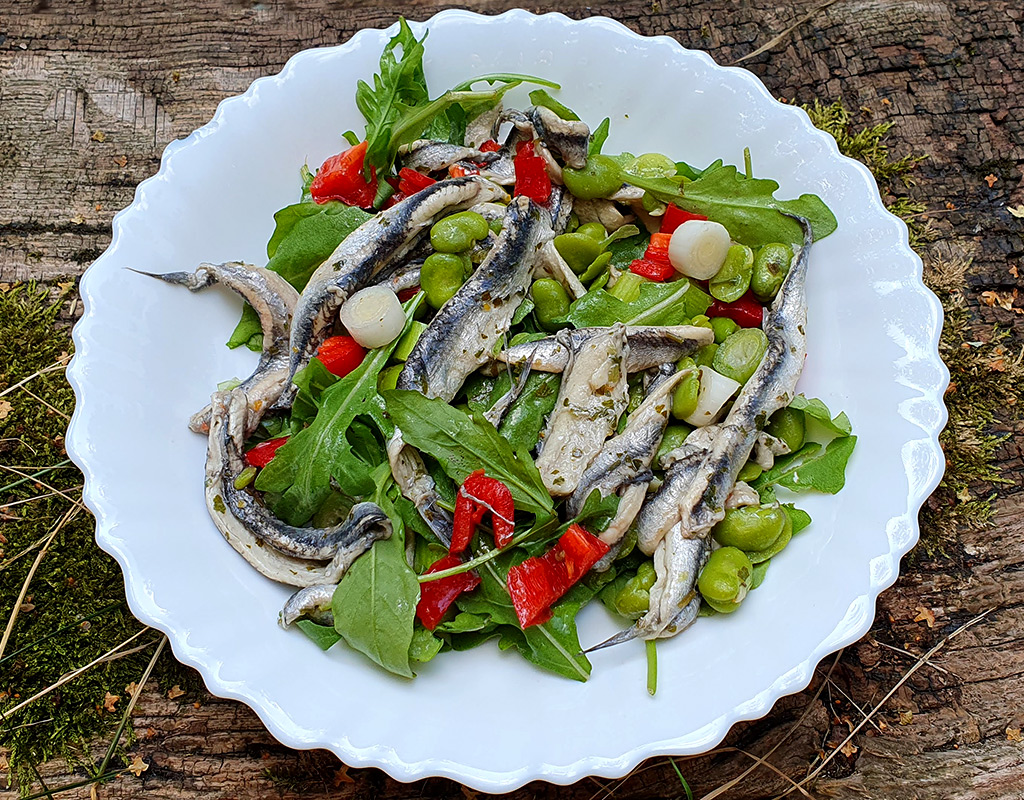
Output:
[
  {"xmin": 804, "ymin": 101, "xmax": 1021, "ymax": 554},
  {"xmin": 0, "ymin": 283, "xmax": 200, "ymax": 796}
]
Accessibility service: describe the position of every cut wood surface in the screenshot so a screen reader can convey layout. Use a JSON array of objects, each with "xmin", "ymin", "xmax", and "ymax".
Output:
[{"xmin": 1, "ymin": 1, "xmax": 1022, "ymax": 798}]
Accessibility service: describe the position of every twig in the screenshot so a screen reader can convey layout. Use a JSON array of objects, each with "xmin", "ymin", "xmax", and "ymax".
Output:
[
  {"xmin": 0, "ymin": 505, "xmax": 81, "ymax": 661},
  {"xmin": 0, "ymin": 361, "xmax": 66, "ymax": 400},
  {"xmin": 772, "ymin": 609, "xmax": 994, "ymax": 799},
  {"xmin": 733, "ymin": 0, "xmax": 840, "ymax": 64},
  {"xmin": 874, "ymin": 640, "xmax": 950, "ymax": 675},
  {"xmin": 0, "ymin": 628, "xmax": 151, "ymax": 722}
]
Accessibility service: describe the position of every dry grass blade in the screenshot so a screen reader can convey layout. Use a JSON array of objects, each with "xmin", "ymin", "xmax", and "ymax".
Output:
[
  {"xmin": 0, "ymin": 459, "xmax": 73, "ymax": 495},
  {"xmin": 1, "ymin": 487, "xmax": 82, "ymax": 512},
  {"xmin": 698, "ymin": 651, "xmax": 843, "ymax": 800},
  {"xmin": 0, "ymin": 532, "xmax": 54, "ymax": 572},
  {"xmin": 0, "ymin": 504, "xmax": 81, "ymax": 660},
  {"xmin": 712, "ymin": 747, "xmax": 813, "ymax": 798},
  {"xmin": 874, "ymin": 640, "xmax": 950, "ymax": 675},
  {"xmin": 0, "ymin": 463, "xmax": 84, "ymax": 509},
  {"xmin": 771, "ymin": 610, "xmax": 994, "ymax": 799},
  {"xmin": 733, "ymin": 0, "xmax": 840, "ymax": 64},
  {"xmin": 816, "ymin": 671, "xmax": 882, "ymax": 734},
  {"xmin": 0, "ymin": 628, "xmax": 151, "ymax": 723},
  {"xmin": 0, "ymin": 360, "xmax": 67, "ymax": 400},
  {"xmin": 17, "ymin": 385, "xmax": 72, "ymax": 421}
]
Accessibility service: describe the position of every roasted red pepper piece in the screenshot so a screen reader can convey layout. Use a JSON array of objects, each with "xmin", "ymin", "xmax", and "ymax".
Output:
[
  {"xmin": 316, "ymin": 335, "xmax": 366, "ymax": 378},
  {"xmin": 506, "ymin": 524, "xmax": 610, "ymax": 628},
  {"xmin": 415, "ymin": 555, "xmax": 481, "ymax": 630},
  {"xmin": 448, "ymin": 164, "xmax": 479, "ymax": 178},
  {"xmin": 397, "ymin": 167, "xmax": 436, "ymax": 196},
  {"xmin": 660, "ymin": 204, "xmax": 708, "ymax": 234},
  {"xmin": 513, "ymin": 140, "xmax": 552, "ymax": 204},
  {"xmin": 450, "ymin": 470, "xmax": 515, "ymax": 554},
  {"xmin": 244, "ymin": 436, "xmax": 290, "ymax": 468},
  {"xmin": 707, "ymin": 290, "xmax": 765, "ymax": 328},
  {"xmin": 309, "ymin": 141, "xmax": 379, "ymax": 208},
  {"xmin": 629, "ymin": 257, "xmax": 675, "ymax": 282},
  {"xmin": 396, "ymin": 286, "xmax": 421, "ymax": 302},
  {"xmin": 479, "ymin": 139, "xmax": 501, "ymax": 153}
]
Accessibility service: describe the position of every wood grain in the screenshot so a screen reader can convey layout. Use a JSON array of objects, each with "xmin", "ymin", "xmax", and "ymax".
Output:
[{"xmin": 2, "ymin": 1, "xmax": 1022, "ymax": 797}]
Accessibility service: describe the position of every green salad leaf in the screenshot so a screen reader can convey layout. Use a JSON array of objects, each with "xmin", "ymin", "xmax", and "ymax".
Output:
[
  {"xmin": 384, "ymin": 389, "xmax": 554, "ymax": 518},
  {"xmin": 753, "ymin": 435, "xmax": 857, "ymax": 494},
  {"xmin": 789, "ymin": 394, "xmax": 853, "ymax": 437},
  {"xmin": 295, "ymin": 619, "xmax": 343, "ymax": 651},
  {"xmin": 497, "ymin": 372, "xmax": 560, "ymax": 453},
  {"xmin": 332, "ymin": 469, "xmax": 420, "ymax": 678},
  {"xmin": 567, "ymin": 278, "xmax": 711, "ymax": 328},
  {"xmin": 528, "ymin": 88, "xmax": 580, "ymax": 121}
]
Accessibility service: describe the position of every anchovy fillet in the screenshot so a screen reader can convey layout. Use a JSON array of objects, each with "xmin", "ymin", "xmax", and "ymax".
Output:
[
  {"xmin": 205, "ymin": 390, "xmax": 391, "ymax": 587},
  {"xmin": 399, "ymin": 139, "xmax": 500, "ymax": 172},
  {"xmin": 497, "ymin": 325, "xmax": 713, "ymax": 373},
  {"xmin": 286, "ymin": 176, "xmax": 507, "ymax": 393},
  {"xmin": 529, "ymin": 106, "xmax": 590, "ymax": 169},
  {"xmin": 397, "ymin": 195, "xmax": 551, "ymax": 401},
  {"xmin": 535, "ymin": 324, "xmax": 630, "ymax": 496},
  {"xmin": 280, "ymin": 584, "xmax": 335, "ymax": 627},
  {"xmin": 130, "ymin": 262, "xmax": 298, "ymax": 435}
]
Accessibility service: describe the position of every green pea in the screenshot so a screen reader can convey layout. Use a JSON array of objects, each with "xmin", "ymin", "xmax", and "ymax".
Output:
[
  {"xmin": 689, "ymin": 314, "xmax": 713, "ymax": 330},
  {"xmin": 580, "ymin": 251, "xmax": 612, "ymax": 284},
  {"xmin": 744, "ymin": 508, "xmax": 794, "ymax": 563},
  {"xmin": 554, "ymin": 232, "xmax": 604, "ymax": 274},
  {"xmin": 627, "ymin": 152, "xmax": 676, "ymax": 179},
  {"xmin": 657, "ymin": 423, "xmax": 693, "ymax": 462},
  {"xmin": 576, "ymin": 222, "xmax": 607, "ymax": 241},
  {"xmin": 709, "ymin": 244, "xmax": 754, "ymax": 303},
  {"xmin": 421, "ymin": 252, "xmax": 469, "ymax": 309},
  {"xmin": 712, "ymin": 328, "xmax": 768, "ymax": 384},
  {"xmin": 765, "ymin": 407, "xmax": 806, "ymax": 453},
  {"xmin": 613, "ymin": 561, "xmax": 658, "ymax": 617},
  {"xmin": 751, "ymin": 243, "xmax": 793, "ymax": 302},
  {"xmin": 430, "ymin": 211, "xmax": 489, "ymax": 253},
  {"xmin": 562, "ymin": 154, "xmax": 623, "ymax": 200},
  {"xmin": 378, "ymin": 364, "xmax": 403, "ymax": 392},
  {"xmin": 694, "ymin": 342, "xmax": 718, "ymax": 368},
  {"xmin": 710, "ymin": 316, "xmax": 740, "ymax": 344},
  {"xmin": 712, "ymin": 505, "xmax": 786, "ymax": 552},
  {"xmin": 697, "ymin": 547, "xmax": 753, "ymax": 614},
  {"xmin": 531, "ymin": 279, "xmax": 570, "ymax": 331},
  {"xmin": 672, "ymin": 369, "xmax": 700, "ymax": 420},
  {"xmin": 737, "ymin": 461, "xmax": 763, "ymax": 483},
  {"xmin": 392, "ymin": 321, "xmax": 427, "ymax": 362}
]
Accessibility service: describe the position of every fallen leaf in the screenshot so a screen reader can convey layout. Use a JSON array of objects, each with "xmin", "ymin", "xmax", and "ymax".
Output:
[
  {"xmin": 91, "ymin": 130, "xmax": 106, "ymax": 143},
  {"xmin": 70, "ymin": 214, "xmax": 85, "ymax": 225},
  {"xmin": 1011, "ymin": 265, "xmax": 1019, "ymax": 278},
  {"xmin": 193, "ymin": 701, "xmax": 201, "ymax": 709},
  {"xmin": 94, "ymin": 203, "xmax": 103, "ymax": 211},
  {"xmin": 127, "ymin": 755, "xmax": 148, "ymax": 777},
  {"xmin": 1007, "ymin": 726, "xmax": 1023, "ymax": 743},
  {"xmin": 956, "ymin": 486, "xmax": 972, "ymax": 503},
  {"xmin": 19, "ymin": 601, "xmax": 35, "ymax": 613},
  {"xmin": 989, "ymin": 358, "xmax": 1006, "ymax": 373},
  {"xmin": 167, "ymin": 685, "xmax": 185, "ymax": 700},
  {"xmin": 914, "ymin": 605, "xmax": 936, "ymax": 627},
  {"xmin": 945, "ymin": 201, "xmax": 956, "ymax": 210},
  {"xmin": 171, "ymin": 70, "xmax": 181, "ymax": 82},
  {"xmin": 0, "ymin": 399, "xmax": 12, "ymax": 421},
  {"xmin": 881, "ymin": 98, "xmax": 891, "ymax": 106},
  {"xmin": 125, "ymin": 682, "xmax": 138, "ymax": 696},
  {"xmin": 145, "ymin": 727, "xmax": 157, "ymax": 738},
  {"xmin": 333, "ymin": 765, "xmax": 355, "ymax": 787},
  {"xmin": 980, "ymin": 290, "xmax": 1016, "ymax": 311},
  {"xmin": 1008, "ymin": 205, "xmax": 1024, "ymax": 219},
  {"xmin": 840, "ymin": 741, "xmax": 858, "ymax": 758},
  {"xmin": 899, "ymin": 710, "xmax": 914, "ymax": 726},
  {"xmin": 115, "ymin": 155, "xmax": 128, "ymax": 168},
  {"xmin": 103, "ymin": 692, "xmax": 120, "ymax": 712},
  {"xmin": 984, "ymin": 174, "xmax": 998, "ymax": 188}
]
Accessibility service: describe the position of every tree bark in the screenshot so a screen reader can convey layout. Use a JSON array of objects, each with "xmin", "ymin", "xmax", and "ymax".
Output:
[{"xmin": 2, "ymin": 1, "xmax": 1022, "ymax": 798}]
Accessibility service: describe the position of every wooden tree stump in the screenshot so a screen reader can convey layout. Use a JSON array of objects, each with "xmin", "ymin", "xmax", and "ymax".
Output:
[{"xmin": 2, "ymin": 1, "xmax": 1022, "ymax": 798}]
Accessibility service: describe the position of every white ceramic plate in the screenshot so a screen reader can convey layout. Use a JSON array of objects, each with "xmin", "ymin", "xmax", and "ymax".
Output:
[{"xmin": 66, "ymin": 10, "xmax": 947, "ymax": 792}]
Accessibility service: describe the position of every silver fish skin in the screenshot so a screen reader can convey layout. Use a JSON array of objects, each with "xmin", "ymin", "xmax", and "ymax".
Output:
[
  {"xmin": 280, "ymin": 584, "xmax": 335, "ymax": 627},
  {"xmin": 634, "ymin": 216, "xmax": 813, "ymax": 638},
  {"xmin": 497, "ymin": 325, "xmax": 713, "ymax": 373},
  {"xmin": 567, "ymin": 370, "xmax": 686, "ymax": 527},
  {"xmin": 529, "ymin": 106, "xmax": 590, "ymax": 169},
  {"xmin": 287, "ymin": 176, "xmax": 507, "ymax": 393},
  {"xmin": 205, "ymin": 391, "xmax": 391, "ymax": 587},
  {"xmin": 130, "ymin": 262, "xmax": 298, "ymax": 436},
  {"xmin": 544, "ymin": 184, "xmax": 574, "ymax": 235},
  {"xmin": 397, "ymin": 195, "xmax": 551, "ymax": 402},
  {"xmin": 534, "ymin": 239, "xmax": 586, "ymax": 300},
  {"xmin": 399, "ymin": 139, "xmax": 500, "ymax": 172},
  {"xmin": 386, "ymin": 430, "xmax": 454, "ymax": 546},
  {"xmin": 535, "ymin": 324, "xmax": 630, "ymax": 496},
  {"xmin": 573, "ymin": 199, "xmax": 635, "ymax": 232}
]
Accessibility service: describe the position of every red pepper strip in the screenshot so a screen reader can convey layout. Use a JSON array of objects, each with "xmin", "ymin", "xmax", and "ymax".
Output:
[
  {"xmin": 506, "ymin": 524, "xmax": 610, "ymax": 628},
  {"xmin": 244, "ymin": 436, "xmax": 290, "ymax": 468},
  {"xmin": 479, "ymin": 139, "xmax": 501, "ymax": 152},
  {"xmin": 707, "ymin": 290, "xmax": 765, "ymax": 328},
  {"xmin": 629, "ymin": 258, "xmax": 675, "ymax": 282},
  {"xmin": 645, "ymin": 232, "xmax": 673, "ymax": 264},
  {"xmin": 396, "ymin": 286, "xmax": 420, "ymax": 302},
  {"xmin": 415, "ymin": 555, "xmax": 481, "ymax": 630},
  {"xmin": 450, "ymin": 470, "xmax": 515, "ymax": 554},
  {"xmin": 660, "ymin": 204, "xmax": 708, "ymax": 234},
  {"xmin": 449, "ymin": 164, "xmax": 479, "ymax": 178},
  {"xmin": 316, "ymin": 335, "xmax": 366, "ymax": 378},
  {"xmin": 397, "ymin": 167, "xmax": 436, "ymax": 196},
  {"xmin": 309, "ymin": 141, "xmax": 379, "ymax": 208},
  {"xmin": 513, "ymin": 140, "xmax": 552, "ymax": 204},
  {"xmin": 383, "ymin": 191, "xmax": 406, "ymax": 209}
]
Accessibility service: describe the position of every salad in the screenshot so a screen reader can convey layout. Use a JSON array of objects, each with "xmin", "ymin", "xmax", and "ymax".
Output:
[{"xmin": 140, "ymin": 20, "xmax": 856, "ymax": 684}]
